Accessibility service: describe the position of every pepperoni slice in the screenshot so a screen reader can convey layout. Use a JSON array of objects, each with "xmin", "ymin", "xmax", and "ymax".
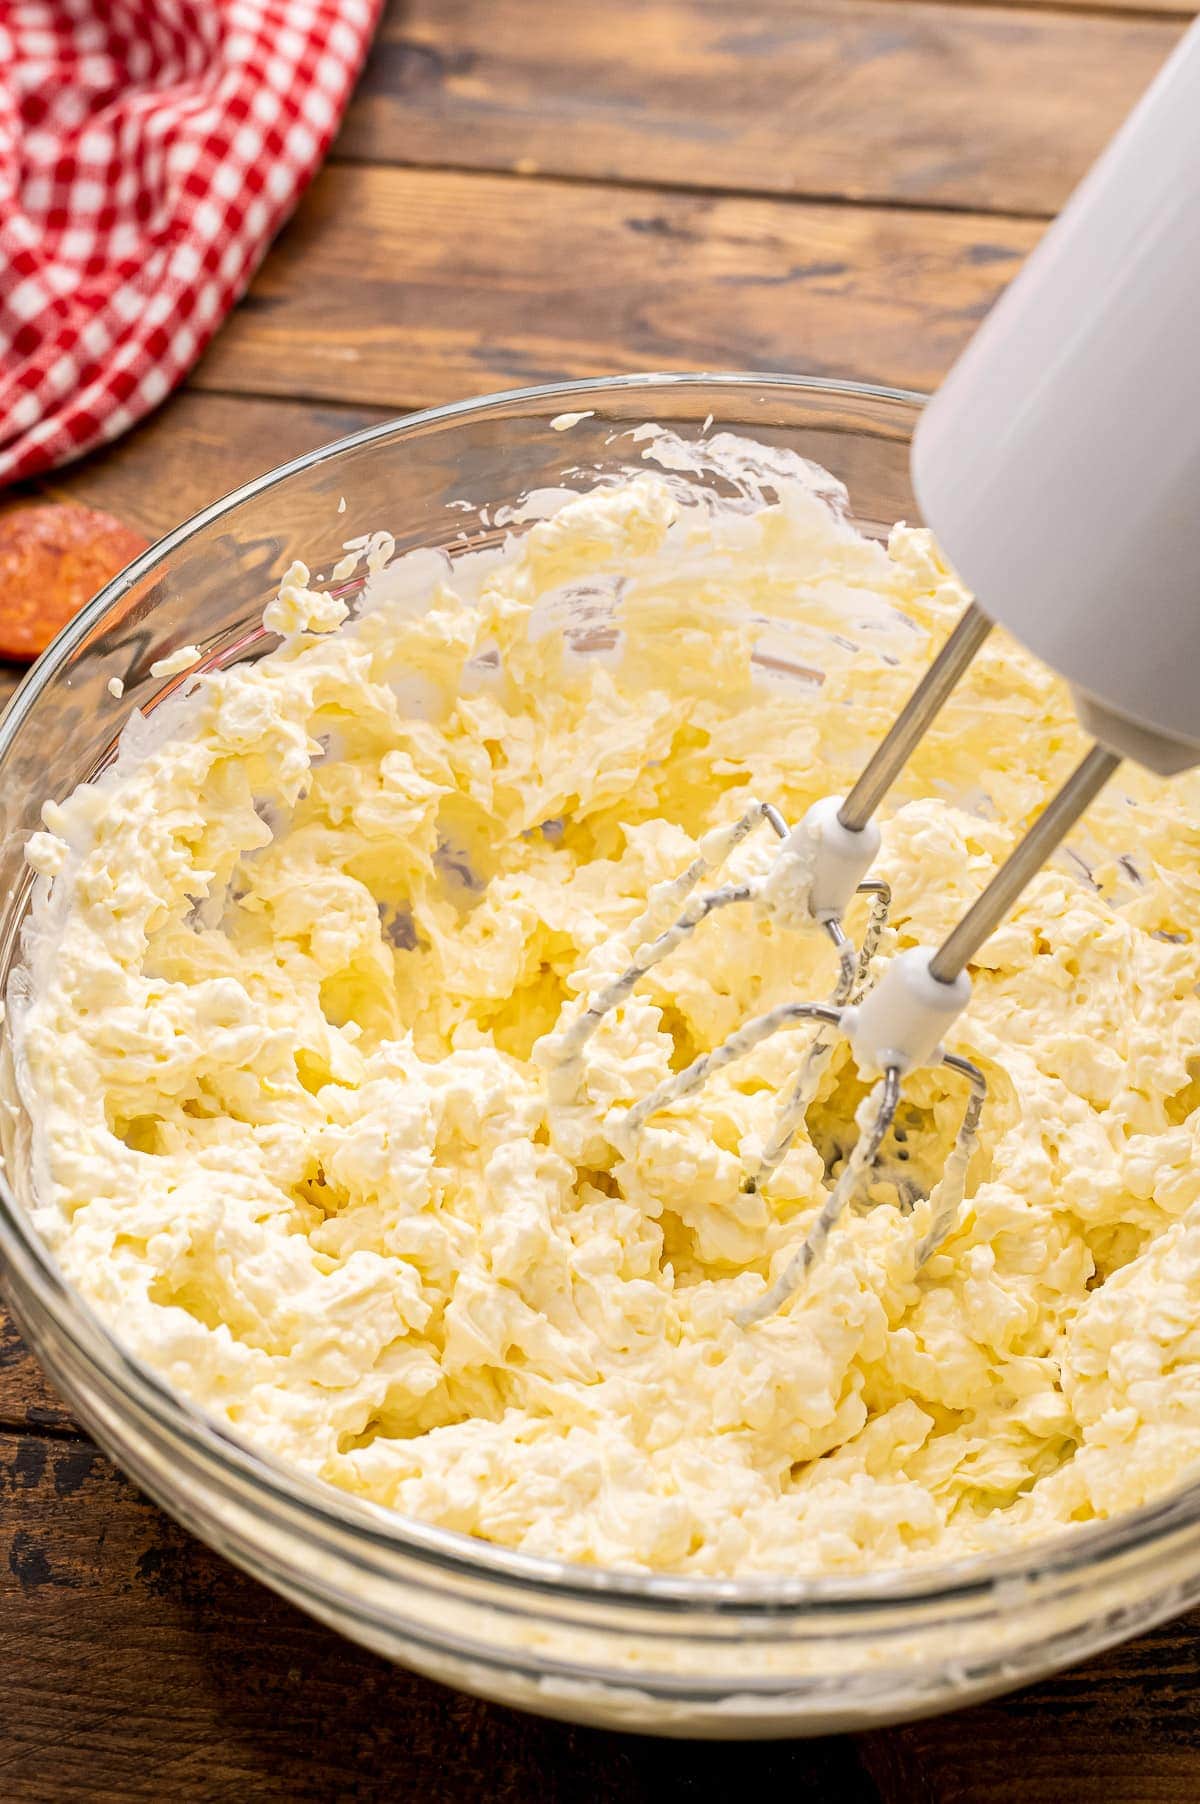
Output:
[{"xmin": 0, "ymin": 501, "xmax": 151, "ymax": 662}]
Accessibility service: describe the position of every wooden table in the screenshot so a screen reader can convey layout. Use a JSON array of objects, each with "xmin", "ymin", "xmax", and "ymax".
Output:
[{"xmin": 4, "ymin": 2, "xmax": 1200, "ymax": 1796}]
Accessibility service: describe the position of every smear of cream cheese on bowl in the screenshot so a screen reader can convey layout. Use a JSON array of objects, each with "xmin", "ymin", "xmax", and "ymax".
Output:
[{"xmin": 12, "ymin": 427, "xmax": 1200, "ymax": 1580}]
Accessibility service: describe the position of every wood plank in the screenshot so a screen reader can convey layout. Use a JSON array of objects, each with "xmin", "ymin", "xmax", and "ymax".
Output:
[
  {"xmin": 0, "ymin": 1309, "xmax": 77, "ymax": 1435},
  {"xmin": 3, "ymin": 1423, "xmax": 1200, "ymax": 1799},
  {"xmin": 192, "ymin": 164, "xmax": 1040, "ymax": 407},
  {"xmin": 35, "ymin": 390, "xmax": 393, "ymax": 543},
  {"xmin": 910, "ymin": 0, "xmax": 1194, "ymax": 15},
  {"xmin": 859, "ymin": 1624, "xmax": 1200, "ymax": 1801},
  {"xmin": 335, "ymin": 0, "xmax": 1184, "ymax": 217}
]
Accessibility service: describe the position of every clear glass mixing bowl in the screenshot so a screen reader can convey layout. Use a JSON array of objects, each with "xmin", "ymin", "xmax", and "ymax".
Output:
[{"xmin": 3, "ymin": 374, "xmax": 1200, "ymax": 1739}]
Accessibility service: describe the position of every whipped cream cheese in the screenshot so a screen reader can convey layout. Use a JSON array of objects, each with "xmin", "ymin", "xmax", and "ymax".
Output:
[{"xmin": 16, "ymin": 436, "xmax": 1200, "ymax": 1576}]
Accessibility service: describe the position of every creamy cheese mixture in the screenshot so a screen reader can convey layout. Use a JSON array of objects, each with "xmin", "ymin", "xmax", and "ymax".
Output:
[{"xmin": 16, "ymin": 436, "xmax": 1200, "ymax": 1576}]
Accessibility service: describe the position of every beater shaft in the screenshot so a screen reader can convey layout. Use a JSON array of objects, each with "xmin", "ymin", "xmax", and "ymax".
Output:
[
  {"xmin": 839, "ymin": 601, "xmax": 993, "ymax": 832},
  {"xmin": 929, "ymin": 743, "xmax": 1121, "ymax": 983},
  {"xmin": 848, "ymin": 742, "xmax": 1121, "ymax": 1078}
]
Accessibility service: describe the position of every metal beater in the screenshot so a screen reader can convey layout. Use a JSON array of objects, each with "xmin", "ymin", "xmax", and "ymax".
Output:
[{"xmin": 558, "ymin": 20, "xmax": 1200, "ymax": 1318}]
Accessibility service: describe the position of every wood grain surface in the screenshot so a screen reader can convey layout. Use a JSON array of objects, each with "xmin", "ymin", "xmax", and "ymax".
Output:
[
  {"xmin": 36, "ymin": 391, "xmax": 392, "ymax": 541},
  {"xmin": 5, "ymin": 0, "xmax": 1200, "ymax": 1796},
  {"xmin": 192, "ymin": 164, "xmax": 1039, "ymax": 406},
  {"xmin": 883, "ymin": 0, "xmax": 1195, "ymax": 14},
  {"xmin": 337, "ymin": 0, "xmax": 1184, "ymax": 215},
  {"xmin": 0, "ymin": 1311, "xmax": 74, "ymax": 1435}
]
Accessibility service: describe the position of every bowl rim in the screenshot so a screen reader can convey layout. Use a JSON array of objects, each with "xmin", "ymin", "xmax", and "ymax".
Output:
[{"xmin": 5, "ymin": 367, "xmax": 1200, "ymax": 1622}]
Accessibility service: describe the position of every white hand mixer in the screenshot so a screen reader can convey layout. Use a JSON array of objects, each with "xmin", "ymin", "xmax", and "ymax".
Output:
[{"xmin": 560, "ymin": 21, "xmax": 1200, "ymax": 1320}]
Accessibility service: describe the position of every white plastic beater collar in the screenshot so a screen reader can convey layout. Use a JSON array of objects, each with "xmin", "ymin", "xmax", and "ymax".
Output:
[
  {"xmin": 782, "ymin": 795, "xmax": 881, "ymax": 924},
  {"xmin": 842, "ymin": 947, "xmax": 971, "ymax": 1077}
]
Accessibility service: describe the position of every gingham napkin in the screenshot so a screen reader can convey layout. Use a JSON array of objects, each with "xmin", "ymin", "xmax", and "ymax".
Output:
[{"xmin": 0, "ymin": 0, "xmax": 381, "ymax": 484}]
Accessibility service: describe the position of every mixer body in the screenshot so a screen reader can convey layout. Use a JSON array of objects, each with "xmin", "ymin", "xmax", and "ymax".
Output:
[{"xmin": 913, "ymin": 19, "xmax": 1200, "ymax": 774}]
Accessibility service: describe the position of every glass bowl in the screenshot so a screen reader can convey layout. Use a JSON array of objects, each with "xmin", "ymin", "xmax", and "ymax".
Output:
[{"xmin": 2, "ymin": 373, "xmax": 1200, "ymax": 1740}]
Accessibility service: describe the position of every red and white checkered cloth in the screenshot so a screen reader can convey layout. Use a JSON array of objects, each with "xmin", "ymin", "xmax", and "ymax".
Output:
[{"xmin": 0, "ymin": 0, "xmax": 381, "ymax": 484}]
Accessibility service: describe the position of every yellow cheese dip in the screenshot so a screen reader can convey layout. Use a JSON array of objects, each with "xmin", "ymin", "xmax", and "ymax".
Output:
[{"xmin": 17, "ymin": 436, "xmax": 1200, "ymax": 1576}]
